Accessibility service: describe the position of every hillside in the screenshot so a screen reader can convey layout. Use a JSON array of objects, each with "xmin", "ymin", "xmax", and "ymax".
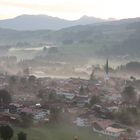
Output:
[{"xmin": 0, "ymin": 17, "xmax": 140, "ymax": 58}]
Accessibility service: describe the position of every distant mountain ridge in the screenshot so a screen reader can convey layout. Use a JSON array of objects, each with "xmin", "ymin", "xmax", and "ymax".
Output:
[{"xmin": 0, "ymin": 15, "xmax": 106, "ymax": 30}]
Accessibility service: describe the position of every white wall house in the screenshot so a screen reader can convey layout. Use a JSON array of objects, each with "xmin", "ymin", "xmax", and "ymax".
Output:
[
  {"xmin": 74, "ymin": 117, "xmax": 90, "ymax": 127},
  {"xmin": 93, "ymin": 121, "xmax": 126, "ymax": 138},
  {"xmin": 33, "ymin": 109, "xmax": 50, "ymax": 122}
]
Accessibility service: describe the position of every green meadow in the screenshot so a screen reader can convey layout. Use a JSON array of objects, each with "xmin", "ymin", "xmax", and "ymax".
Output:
[{"xmin": 13, "ymin": 123, "xmax": 105, "ymax": 140}]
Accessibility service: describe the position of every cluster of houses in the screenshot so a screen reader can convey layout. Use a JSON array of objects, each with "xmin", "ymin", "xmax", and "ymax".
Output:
[
  {"xmin": 50, "ymin": 78, "xmax": 131, "ymax": 138},
  {"xmin": 54, "ymin": 77, "xmax": 140, "ymax": 139},
  {"xmin": 0, "ymin": 102, "xmax": 50, "ymax": 126},
  {"xmin": 0, "ymin": 72, "xmax": 140, "ymax": 139},
  {"xmin": 72, "ymin": 104, "xmax": 127, "ymax": 138}
]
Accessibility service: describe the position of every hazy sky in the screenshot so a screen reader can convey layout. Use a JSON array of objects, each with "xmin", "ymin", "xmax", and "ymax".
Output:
[{"xmin": 0, "ymin": 0, "xmax": 140, "ymax": 20}]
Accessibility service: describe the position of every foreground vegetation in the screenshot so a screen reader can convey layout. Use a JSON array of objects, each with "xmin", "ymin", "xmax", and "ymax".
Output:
[{"xmin": 13, "ymin": 123, "xmax": 105, "ymax": 140}]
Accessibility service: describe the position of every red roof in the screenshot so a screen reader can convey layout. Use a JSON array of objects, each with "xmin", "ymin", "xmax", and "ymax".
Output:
[
  {"xmin": 95, "ymin": 120, "xmax": 114, "ymax": 130},
  {"xmin": 21, "ymin": 107, "xmax": 34, "ymax": 114}
]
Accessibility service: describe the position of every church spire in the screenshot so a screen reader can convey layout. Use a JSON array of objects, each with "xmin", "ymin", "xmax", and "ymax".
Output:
[{"xmin": 105, "ymin": 58, "xmax": 109, "ymax": 81}]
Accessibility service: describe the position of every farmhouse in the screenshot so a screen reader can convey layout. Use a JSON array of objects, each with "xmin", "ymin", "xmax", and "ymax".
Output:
[{"xmin": 93, "ymin": 120, "xmax": 126, "ymax": 137}]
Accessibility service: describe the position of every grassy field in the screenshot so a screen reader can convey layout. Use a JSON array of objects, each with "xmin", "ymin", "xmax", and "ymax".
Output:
[{"xmin": 12, "ymin": 123, "xmax": 105, "ymax": 140}]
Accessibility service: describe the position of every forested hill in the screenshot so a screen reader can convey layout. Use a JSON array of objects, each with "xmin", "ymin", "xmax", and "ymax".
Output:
[{"xmin": 0, "ymin": 17, "xmax": 140, "ymax": 57}]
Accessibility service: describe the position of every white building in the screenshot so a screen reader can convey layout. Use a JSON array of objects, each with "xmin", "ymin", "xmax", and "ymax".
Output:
[{"xmin": 74, "ymin": 117, "xmax": 90, "ymax": 127}]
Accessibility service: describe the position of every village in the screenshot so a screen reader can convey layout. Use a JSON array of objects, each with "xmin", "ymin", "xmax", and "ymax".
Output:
[{"xmin": 0, "ymin": 59, "xmax": 140, "ymax": 140}]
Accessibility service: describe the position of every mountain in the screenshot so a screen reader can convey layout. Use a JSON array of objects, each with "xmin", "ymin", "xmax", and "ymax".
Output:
[
  {"xmin": 0, "ymin": 15, "xmax": 105, "ymax": 30},
  {"xmin": 0, "ymin": 17, "xmax": 140, "ymax": 58}
]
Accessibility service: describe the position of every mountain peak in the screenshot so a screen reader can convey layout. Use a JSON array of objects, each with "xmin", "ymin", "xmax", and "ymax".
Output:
[
  {"xmin": 80, "ymin": 15, "xmax": 91, "ymax": 19},
  {"xmin": 0, "ymin": 14, "xmax": 106, "ymax": 30},
  {"xmin": 79, "ymin": 15, "xmax": 104, "ymax": 20},
  {"xmin": 108, "ymin": 18, "xmax": 117, "ymax": 21}
]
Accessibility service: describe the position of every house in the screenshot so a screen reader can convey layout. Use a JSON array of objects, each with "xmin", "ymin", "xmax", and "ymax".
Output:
[
  {"xmin": 0, "ymin": 105, "xmax": 9, "ymax": 113},
  {"xmin": 105, "ymin": 127, "xmax": 126, "ymax": 137},
  {"xmin": 73, "ymin": 95, "xmax": 90, "ymax": 107},
  {"xmin": 74, "ymin": 114, "xmax": 90, "ymax": 127},
  {"xmin": 20, "ymin": 107, "xmax": 34, "ymax": 116},
  {"xmin": 33, "ymin": 109, "xmax": 50, "ymax": 123},
  {"xmin": 93, "ymin": 105, "xmax": 113, "ymax": 119},
  {"xmin": 9, "ymin": 103, "xmax": 23, "ymax": 114},
  {"xmin": 20, "ymin": 107, "xmax": 50, "ymax": 123},
  {"xmin": 0, "ymin": 112, "xmax": 20, "ymax": 124},
  {"xmin": 93, "ymin": 120, "xmax": 126, "ymax": 137},
  {"xmin": 68, "ymin": 107, "xmax": 79, "ymax": 114},
  {"xmin": 57, "ymin": 92, "xmax": 75, "ymax": 100},
  {"xmin": 107, "ymin": 106, "xmax": 119, "ymax": 113}
]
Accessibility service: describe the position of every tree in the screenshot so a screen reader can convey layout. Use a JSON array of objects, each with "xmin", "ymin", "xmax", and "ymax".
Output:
[
  {"xmin": 48, "ymin": 90, "xmax": 56, "ymax": 101},
  {"xmin": 121, "ymin": 86, "xmax": 137, "ymax": 104},
  {"xmin": 37, "ymin": 88, "xmax": 56, "ymax": 101},
  {"xmin": 137, "ymin": 96, "xmax": 140, "ymax": 108},
  {"xmin": 20, "ymin": 114, "xmax": 33, "ymax": 128},
  {"xmin": 73, "ymin": 136, "xmax": 78, "ymax": 140},
  {"xmin": 125, "ymin": 61, "xmax": 140, "ymax": 72},
  {"xmin": 43, "ymin": 46, "xmax": 47, "ymax": 52},
  {"xmin": 0, "ymin": 125, "xmax": 14, "ymax": 140},
  {"xmin": 0, "ymin": 90, "xmax": 11, "ymax": 105},
  {"xmin": 9, "ymin": 76, "xmax": 17, "ymax": 85},
  {"xmin": 50, "ymin": 106, "xmax": 61, "ymax": 122},
  {"xmin": 130, "ymin": 76, "xmax": 136, "ymax": 82},
  {"xmin": 28, "ymin": 75, "xmax": 36, "ymax": 83},
  {"xmin": 79, "ymin": 85, "xmax": 85, "ymax": 95},
  {"xmin": 89, "ymin": 95, "xmax": 100, "ymax": 107},
  {"xmin": 20, "ymin": 77, "xmax": 27, "ymax": 85},
  {"xmin": 126, "ymin": 128, "xmax": 132, "ymax": 137},
  {"xmin": 115, "ymin": 108, "xmax": 138, "ymax": 125},
  {"xmin": 23, "ymin": 68, "xmax": 30, "ymax": 76},
  {"xmin": 115, "ymin": 109, "xmax": 133, "ymax": 125},
  {"xmin": 49, "ymin": 80, "xmax": 57, "ymax": 88},
  {"xmin": 90, "ymin": 69, "xmax": 95, "ymax": 80},
  {"xmin": 18, "ymin": 132, "xmax": 27, "ymax": 140},
  {"xmin": 48, "ymin": 47, "xmax": 58, "ymax": 54}
]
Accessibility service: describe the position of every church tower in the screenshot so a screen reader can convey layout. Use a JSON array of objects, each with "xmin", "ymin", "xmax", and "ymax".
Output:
[{"xmin": 104, "ymin": 58, "xmax": 109, "ymax": 81}]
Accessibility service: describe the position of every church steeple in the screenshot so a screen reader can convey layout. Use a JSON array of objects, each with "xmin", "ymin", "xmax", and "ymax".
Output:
[
  {"xmin": 106, "ymin": 58, "xmax": 109, "ymax": 75},
  {"xmin": 90, "ymin": 69, "xmax": 95, "ymax": 80},
  {"xmin": 104, "ymin": 58, "xmax": 109, "ymax": 81}
]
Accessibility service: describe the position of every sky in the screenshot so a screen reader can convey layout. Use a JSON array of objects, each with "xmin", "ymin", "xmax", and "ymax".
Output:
[{"xmin": 0, "ymin": 0, "xmax": 140, "ymax": 20}]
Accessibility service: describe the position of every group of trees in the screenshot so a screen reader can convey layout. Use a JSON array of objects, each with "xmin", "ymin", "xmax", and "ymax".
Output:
[
  {"xmin": 20, "ymin": 114, "xmax": 33, "ymax": 128},
  {"xmin": 37, "ymin": 88, "xmax": 57, "ymax": 102},
  {"xmin": 8, "ymin": 74, "xmax": 41, "ymax": 96},
  {"xmin": 89, "ymin": 95, "xmax": 100, "ymax": 107},
  {"xmin": 115, "ymin": 108, "xmax": 138, "ymax": 125},
  {"xmin": 115, "ymin": 85, "xmax": 140, "ymax": 125},
  {"xmin": 117, "ymin": 61, "xmax": 140, "ymax": 74},
  {"xmin": 49, "ymin": 106, "xmax": 62, "ymax": 122},
  {"xmin": 121, "ymin": 85, "xmax": 137, "ymax": 104},
  {"xmin": 0, "ymin": 125, "xmax": 27, "ymax": 140},
  {"xmin": 0, "ymin": 90, "xmax": 11, "ymax": 105}
]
